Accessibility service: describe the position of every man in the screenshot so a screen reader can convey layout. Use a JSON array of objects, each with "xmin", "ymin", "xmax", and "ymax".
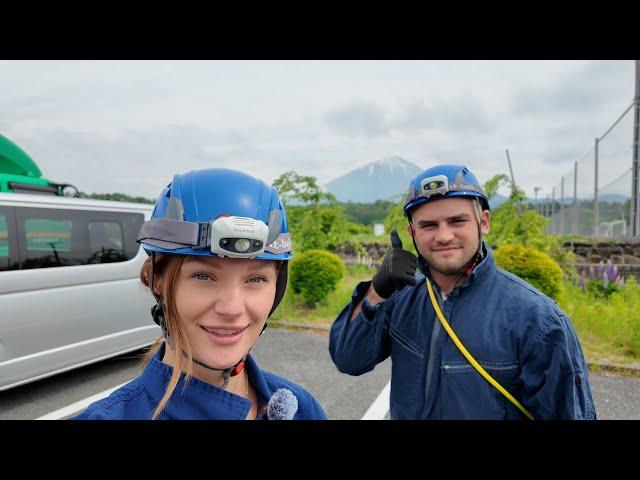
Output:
[{"xmin": 329, "ymin": 165, "xmax": 596, "ymax": 420}]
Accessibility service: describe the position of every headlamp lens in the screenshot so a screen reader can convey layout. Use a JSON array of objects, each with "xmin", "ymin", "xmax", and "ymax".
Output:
[
  {"xmin": 234, "ymin": 238, "xmax": 251, "ymax": 252},
  {"xmin": 425, "ymin": 180, "xmax": 443, "ymax": 191}
]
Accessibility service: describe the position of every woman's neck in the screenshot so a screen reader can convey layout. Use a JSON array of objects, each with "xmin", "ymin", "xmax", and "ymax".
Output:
[{"xmin": 161, "ymin": 344, "xmax": 246, "ymax": 394}]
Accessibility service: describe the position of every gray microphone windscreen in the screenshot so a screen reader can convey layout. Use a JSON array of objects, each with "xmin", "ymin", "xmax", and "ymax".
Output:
[{"xmin": 267, "ymin": 388, "xmax": 299, "ymax": 420}]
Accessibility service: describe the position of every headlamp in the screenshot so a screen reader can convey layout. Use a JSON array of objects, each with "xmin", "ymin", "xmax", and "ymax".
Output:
[
  {"xmin": 420, "ymin": 175, "xmax": 449, "ymax": 198},
  {"xmin": 210, "ymin": 216, "xmax": 269, "ymax": 258}
]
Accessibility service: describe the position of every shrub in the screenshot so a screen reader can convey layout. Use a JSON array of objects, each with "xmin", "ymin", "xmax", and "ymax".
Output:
[
  {"xmin": 494, "ymin": 244, "xmax": 564, "ymax": 300},
  {"xmin": 290, "ymin": 249, "xmax": 345, "ymax": 305}
]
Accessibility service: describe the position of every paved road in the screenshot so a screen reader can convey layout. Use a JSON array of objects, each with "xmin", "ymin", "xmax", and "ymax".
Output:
[{"xmin": 1, "ymin": 328, "xmax": 638, "ymax": 419}]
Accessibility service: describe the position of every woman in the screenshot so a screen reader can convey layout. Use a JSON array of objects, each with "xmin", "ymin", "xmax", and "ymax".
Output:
[{"xmin": 71, "ymin": 168, "xmax": 327, "ymax": 420}]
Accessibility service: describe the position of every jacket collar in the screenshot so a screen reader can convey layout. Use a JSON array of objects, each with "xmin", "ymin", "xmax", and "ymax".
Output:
[{"xmin": 141, "ymin": 343, "xmax": 274, "ymax": 419}]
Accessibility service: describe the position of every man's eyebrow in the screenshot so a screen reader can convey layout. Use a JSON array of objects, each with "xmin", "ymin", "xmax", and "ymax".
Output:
[{"xmin": 416, "ymin": 213, "xmax": 471, "ymax": 225}]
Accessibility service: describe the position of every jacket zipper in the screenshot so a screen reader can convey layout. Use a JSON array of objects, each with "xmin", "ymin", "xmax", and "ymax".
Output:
[{"xmin": 423, "ymin": 287, "xmax": 445, "ymax": 419}]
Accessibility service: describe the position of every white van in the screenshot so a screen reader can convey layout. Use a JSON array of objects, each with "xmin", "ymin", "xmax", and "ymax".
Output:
[{"xmin": 0, "ymin": 192, "xmax": 159, "ymax": 391}]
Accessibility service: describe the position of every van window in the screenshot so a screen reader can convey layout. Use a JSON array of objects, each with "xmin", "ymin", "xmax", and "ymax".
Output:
[
  {"xmin": 0, "ymin": 214, "xmax": 8, "ymax": 258},
  {"xmin": 15, "ymin": 207, "xmax": 144, "ymax": 269},
  {"xmin": 0, "ymin": 206, "xmax": 17, "ymax": 271},
  {"xmin": 0, "ymin": 215, "xmax": 9, "ymax": 257},
  {"xmin": 88, "ymin": 221, "xmax": 126, "ymax": 264},
  {"xmin": 25, "ymin": 218, "xmax": 72, "ymax": 252}
]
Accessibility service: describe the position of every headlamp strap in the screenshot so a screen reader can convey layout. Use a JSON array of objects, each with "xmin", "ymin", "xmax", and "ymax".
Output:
[{"xmin": 198, "ymin": 222, "xmax": 210, "ymax": 248}]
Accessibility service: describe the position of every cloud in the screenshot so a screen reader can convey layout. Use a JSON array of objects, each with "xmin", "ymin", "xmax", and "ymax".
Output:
[
  {"xmin": 512, "ymin": 60, "xmax": 633, "ymax": 116},
  {"xmin": 324, "ymin": 101, "xmax": 390, "ymax": 138},
  {"xmin": 8, "ymin": 126, "xmax": 244, "ymax": 198},
  {"xmin": 394, "ymin": 97, "xmax": 494, "ymax": 135}
]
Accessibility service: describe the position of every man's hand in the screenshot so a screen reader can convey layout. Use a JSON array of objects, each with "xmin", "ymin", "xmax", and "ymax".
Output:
[{"xmin": 372, "ymin": 230, "xmax": 418, "ymax": 299}]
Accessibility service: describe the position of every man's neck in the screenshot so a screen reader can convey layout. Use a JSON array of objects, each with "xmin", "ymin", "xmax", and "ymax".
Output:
[
  {"xmin": 429, "ymin": 270, "xmax": 463, "ymax": 296},
  {"xmin": 429, "ymin": 247, "xmax": 484, "ymax": 295}
]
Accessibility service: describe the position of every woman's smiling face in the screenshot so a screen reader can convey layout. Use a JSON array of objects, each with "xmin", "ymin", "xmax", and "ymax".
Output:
[{"xmin": 168, "ymin": 255, "xmax": 277, "ymax": 371}]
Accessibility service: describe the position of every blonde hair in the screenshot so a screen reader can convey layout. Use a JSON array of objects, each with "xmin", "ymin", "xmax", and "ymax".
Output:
[{"xmin": 139, "ymin": 253, "xmax": 195, "ymax": 420}]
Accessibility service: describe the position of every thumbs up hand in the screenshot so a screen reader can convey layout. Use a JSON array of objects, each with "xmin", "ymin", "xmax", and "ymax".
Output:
[{"xmin": 371, "ymin": 230, "xmax": 418, "ymax": 299}]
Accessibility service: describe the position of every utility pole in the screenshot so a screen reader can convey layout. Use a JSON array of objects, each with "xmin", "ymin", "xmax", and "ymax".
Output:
[
  {"xmin": 505, "ymin": 149, "xmax": 522, "ymax": 214},
  {"xmin": 632, "ymin": 59, "xmax": 640, "ymax": 236},
  {"xmin": 534, "ymin": 187, "xmax": 542, "ymax": 214}
]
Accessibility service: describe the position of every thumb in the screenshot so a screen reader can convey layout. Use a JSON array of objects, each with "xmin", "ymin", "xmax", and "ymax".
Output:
[{"xmin": 390, "ymin": 230, "xmax": 403, "ymax": 249}]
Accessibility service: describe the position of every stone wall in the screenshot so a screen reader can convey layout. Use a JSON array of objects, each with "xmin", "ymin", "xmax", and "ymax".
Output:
[
  {"xmin": 333, "ymin": 239, "xmax": 640, "ymax": 276},
  {"xmin": 334, "ymin": 241, "xmax": 389, "ymax": 267},
  {"xmin": 563, "ymin": 241, "xmax": 640, "ymax": 279},
  {"xmin": 564, "ymin": 241, "xmax": 640, "ymax": 265}
]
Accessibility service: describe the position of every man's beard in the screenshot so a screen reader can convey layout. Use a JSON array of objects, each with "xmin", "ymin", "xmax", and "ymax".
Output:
[
  {"xmin": 422, "ymin": 251, "xmax": 475, "ymax": 276},
  {"xmin": 419, "ymin": 239, "xmax": 480, "ymax": 276}
]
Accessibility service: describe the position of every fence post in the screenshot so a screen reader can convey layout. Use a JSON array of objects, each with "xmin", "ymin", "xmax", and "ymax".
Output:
[
  {"xmin": 594, "ymin": 137, "xmax": 599, "ymax": 238},
  {"xmin": 632, "ymin": 59, "xmax": 640, "ymax": 236},
  {"xmin": 551, "ymin": 186, "xmax": 556, "ymax": 234},
  {"xmin": 572, "ymin": 161, "xmax": 578, "ymax": 242},
  {"xmin": 560, "ymin": 176, "xmax": 565, "ymax": 235}
]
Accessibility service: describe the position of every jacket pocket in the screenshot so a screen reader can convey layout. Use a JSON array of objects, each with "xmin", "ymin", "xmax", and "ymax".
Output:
[
  {"xmin": 439, "ymin": 360, "xmax": 521, "ymax": 419},
  {"xmin": 389, "ymin": 326, "xmax": 424, "ymax": 419},
  {"xmin": 389, "ymin": 327, "xmax": 423, "ymax": 359}
]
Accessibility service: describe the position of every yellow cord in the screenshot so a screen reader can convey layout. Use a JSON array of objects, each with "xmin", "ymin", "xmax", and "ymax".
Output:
[{"xmin": 426, "ymin": 279, "xmax": 534, "ymax": 420}]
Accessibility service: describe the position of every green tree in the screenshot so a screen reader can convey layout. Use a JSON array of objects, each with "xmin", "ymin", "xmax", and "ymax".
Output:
[
  {"xmin": 272, "ymin": 171, "xmax": 336, "ymax": 205},
  {"xmin": 274, "ymin": 171, "xmax": 354, "ymax": 253},
  {"xmin": 483, "ymin": 174, "xmax": 575, "ymax": 277},
  {"xmin": 80, "ymin": 192, "xmax": 155, "ymax": 204},
  {"xmin": 383, "ymin": 194, "xmax": 415, "ymax": 254}
]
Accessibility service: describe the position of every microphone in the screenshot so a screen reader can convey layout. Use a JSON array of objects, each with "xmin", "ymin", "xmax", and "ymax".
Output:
[{"xmin": 266, "ymin": 388, "xmax": 298, "ymax": 420}]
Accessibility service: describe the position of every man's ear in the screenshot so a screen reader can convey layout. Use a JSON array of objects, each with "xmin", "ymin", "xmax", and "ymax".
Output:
[
  {"xmin": 407, "ymin": 222, "xmax": 414, "ymax": 238},
  {"xmin": 481, "ymin": 210, "xmax": 491, "ymax": 236}
]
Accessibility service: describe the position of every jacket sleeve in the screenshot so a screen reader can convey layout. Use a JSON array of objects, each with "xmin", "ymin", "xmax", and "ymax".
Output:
[
  {"xmin": 519, "ymin": 306, "xmax": 596, "ymax": 420},
  {"xmin": 328, "ymin": 280, "xmax": 392, "ymax": 376}
]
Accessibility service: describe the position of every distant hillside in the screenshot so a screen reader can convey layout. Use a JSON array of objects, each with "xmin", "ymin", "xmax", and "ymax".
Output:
[{"xmin": 325, "ymin": 156, "xmax": 422, "ymax": 203}]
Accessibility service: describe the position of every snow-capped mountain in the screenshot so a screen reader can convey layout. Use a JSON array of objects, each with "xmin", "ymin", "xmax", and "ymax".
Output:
[{"xmin": 325, "ymin": 156, "xmax": 423, "ymax": 203}]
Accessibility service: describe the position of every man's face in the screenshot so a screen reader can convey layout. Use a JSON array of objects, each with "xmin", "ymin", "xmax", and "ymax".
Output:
[{"xmin": 408, "ymin": 197, "xmax": 490, "ymax": 276}]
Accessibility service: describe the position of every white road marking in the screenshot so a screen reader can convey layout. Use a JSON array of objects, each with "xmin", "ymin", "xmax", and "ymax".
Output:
[
  {"xmin": 36, "ymin": 381, "xmax": 130, "ymax": 420},
  {"xmin": 361, "ymin": 380, "xmax": 390, "ymax": 420}
]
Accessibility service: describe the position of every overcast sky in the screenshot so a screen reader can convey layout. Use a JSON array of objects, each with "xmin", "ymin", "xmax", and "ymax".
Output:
[{"xmin": 1, "ymin": 60, "xmax": 636, "ymax": 201}]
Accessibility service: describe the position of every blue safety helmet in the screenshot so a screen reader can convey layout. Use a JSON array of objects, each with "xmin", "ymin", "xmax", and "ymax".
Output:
[
  {"xmin": 137, "ymin": 168, "xmax": 292, "ymax": 261},
  {"xmin": 403, "ymin": 164, "xmax": 490, "ymax": 216}
]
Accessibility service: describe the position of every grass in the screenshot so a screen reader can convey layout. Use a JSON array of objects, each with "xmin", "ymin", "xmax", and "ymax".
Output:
[
  {"xmin": 271, "ymin": 264, "xmax": 376, "ymax": 326},
  {"xmin": 559, "ymin": 279, "xmax": 640, "ymax": 364}
]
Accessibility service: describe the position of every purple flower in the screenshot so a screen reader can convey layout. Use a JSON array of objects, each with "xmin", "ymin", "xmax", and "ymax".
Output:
[
  {"xmin": 578, "ymin": 270, "xmax": 586, "ymax": 290},
  {"xmin": 605, "ymin": 260, "xmax": 617, "ymax": 283}
]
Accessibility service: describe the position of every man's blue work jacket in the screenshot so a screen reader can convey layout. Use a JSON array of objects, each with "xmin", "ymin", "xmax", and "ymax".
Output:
[
  {"xmin": 71, "ymin": 343, "xmax": 327, "ymax": 420},
  {"xmin": 329, "ymin": 244, "xmax": 596, "ymax": 420}
]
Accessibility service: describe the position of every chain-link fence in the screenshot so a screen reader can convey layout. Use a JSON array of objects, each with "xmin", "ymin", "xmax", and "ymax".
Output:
[{"xmin": 545, "ymin": 101, "xmax": 638, "ymax": 238}]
